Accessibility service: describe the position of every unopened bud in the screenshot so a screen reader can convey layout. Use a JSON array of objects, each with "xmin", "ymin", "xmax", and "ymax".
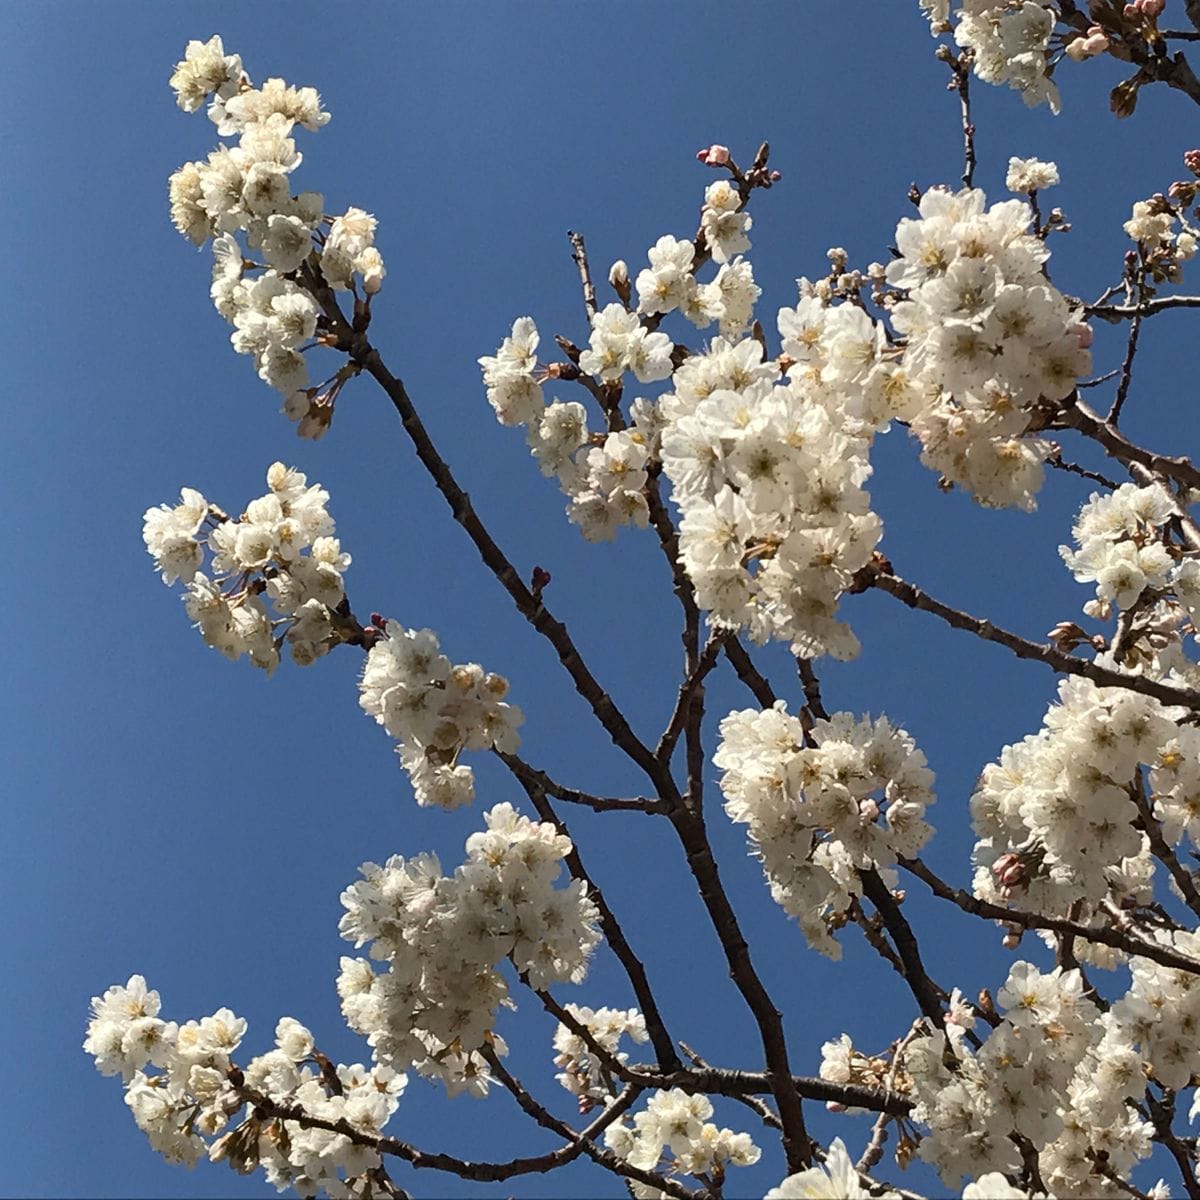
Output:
[
  {"xmin": 769, "ymin": 170, "xmax": 782, "ymax": 182},
  {"xmin": 1185, "ymin": 149, "xmax": 1200, "ymax": 177},
  {"xmin": 608, "ymin": 259, "xmax": 631, "ymax": 306}
]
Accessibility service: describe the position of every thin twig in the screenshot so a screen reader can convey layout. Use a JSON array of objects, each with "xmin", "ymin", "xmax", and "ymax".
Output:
[
  {"xmin": 679, "ymin": 1041, "xmax": 782, "ymax": 1131},
  {"xmin": 1058, "ymin": 394, "xmax": 1200, "ymax": 494},
  {"xmin": 539, "ymin": 992, "xmax": 913, "ymax": 1117},
  {"xmin": 1128, "ymin": 767, "xmax": 1200, "ymax": 922},
  {"xmin": 900, "ymin": 856, "xmax": 1200, "ymax": 975},
  {"xmin": 480, "ymin": 1049, "xmax": 700, "ymax": 1200},
  {"xmin": 497, "ymin": 752, "xmax": 667, "ymax": 814},
  {"xmin": 237, "ymin": 1082, "xmax": 632, "ymax": 1185},
  {"xmin": 567, "ymin": 230, "xmax": 598, "ymax": 322},
  {"xmin": 864, "ymin": 561, "xmax": 1200, "ymax": 712},
  {"xmin": 1045, "ymin": 447, "xmax": 1122, "ymax": 490},
  {"xmin": 1146, "ymin": 1086, "xmax": 1200, "ymax": 1200},
  {"xmin": 1086, "ymin": 294, "xmax": 1200, "ymax": 318},
  {"xmin": 498, "ymin": 756, "xmax": 682, "ymax": 1073},
  {"xmin": 1108, "ymin": 278, "xmax": 1145, "ymax": 426},
  {"xmin": 956, "ymin": 53, "xmax": 976, "ymax": 187},
  {"xmin": 658, "ymin": 631, "xmax": 725, "ymax": 763}
]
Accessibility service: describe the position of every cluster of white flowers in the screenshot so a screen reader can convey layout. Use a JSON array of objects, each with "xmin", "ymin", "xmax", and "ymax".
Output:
[
  {"xmin": 660, "ymin": 332, "xmax": 883, "ymax": 658},
  {"xmin": 168, "ymin": 37, "xmax": 384, "ymax": 435},
  {"xmin": 634, "ymin": 234, "xmax": 760, "ymax": 336},
  {"xmin": 337, "ymin": 803, "xmax": 600, "ymax": 1096},
  {"xmin": 84, "ymin": 977, "xmax": 404, "ymax": 1195},
  {"xmin": 715, "ymin": 703, "xmax": 935, "ymax": 957},
  {"xmin": 478, "ymin": 317, "xmax": 658, "ymax": 541},
  {"xmin": 633, "ymin": 231, "xmax": 763, "ymax": 336},
  {"xmin": 888, "ymin": 186, "xmax": 1091, "ymax": 509},
  {"xmin": 1124, "ymin": 196, "xmax": 1199, "ymax": 281},
  {"xmin": 552, "ymin": 1004, "xmax": 648, "ymax": 1106},
  {"xmin": 700, "ymin": 179, "xmax": 753, "ymax": 264},
  {"xmin": 357, "ymin": 620, "xmax": 523, "ymax": 808},
  {"xmin": 923, "ymin": 2, "xmax": 1061, "ymax": 112},
  {"xmin": 903, "ymin": 960, "xmax": 1167, "ymax": 1197},
  {"xmin": 602, "ymin": 1088, "xmax": 760, "ymax": 1198},
  {"xmin": 1059, "ymin": 483, "xmax": 1178, "ymax": 618},
  {"xmin": 1006, "ymin": 155, "xmax": 1059, "ymax": 195},
  {"xmin": 143, "ymin": 462, "xmax": 350, "ymax": 672},
  {"xmin": 971, "ymin": 676, "xmax": 1175, "ymax": 922}
]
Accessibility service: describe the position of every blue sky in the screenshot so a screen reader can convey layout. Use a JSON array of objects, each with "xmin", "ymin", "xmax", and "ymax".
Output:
[{"xmin": 6, "ymin": 3, "xmax": 1200, "ymax": 1197}]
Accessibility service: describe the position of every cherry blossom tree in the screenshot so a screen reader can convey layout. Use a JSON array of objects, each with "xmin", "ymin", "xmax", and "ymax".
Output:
[{"xmin": 86, "ymin": 7, "xmax": 1200, "ymax": 1197}]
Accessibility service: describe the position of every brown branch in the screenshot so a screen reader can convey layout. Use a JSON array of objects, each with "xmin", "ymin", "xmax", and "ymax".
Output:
[
  {"xmin": 1129, "ymin": 767, "xmax": 1200, "ymax": 922},
  {"xmin": 1045, "ymin": 447, "xmax": 1123, "ymax": 491},
  {"xmin": 723, "ymin": 639, "xmax": 779, "ymax": 707},
  {"xmin": 497, "ymin": 752, "xmax": 667, "ymax": 815},
  {"xmin": 1107, "ymin": 281, "xmax": 1145, "ymax": 426},
  {"xmin": 238, "ymin": 1082, "xmax": 633, "ymax": 1185},
  {"xmin": 1057, "ymin": 395, "xmax": 1200, "ymax": 494},
  {"xmin": 1147, "ymin": 1086, "xmax": 1200, "ymax": 1200},
  {"xmin": 498, "ymin": 756, "xmax": 682, "ymax": 1074},
  {"xmin": 678, "ymin": 1040, "xmax": 782, "ymax": 1132},
  {"xmin": 479, "ymin": 1048, "xmax": 700, "ymax": 1200},
  {"xmin": 665, "ymin": 802, "xmax": 813, "ymax": 1170},
  {"xmin": 900, "ymin": 856, "xmax": 1200, "ymax": 975},
  {"xmin": 864, "ymin": 562, "xmax": 1200, "ymax": 712},
  {"xmin": 539, "ymin": 992, "xmax": 912, "ymax": 1117},
  {"xmin": 860, "ymin": 869, "xmax": 947, "ymax": 1030},
  {"xmin": 1088, "ymin": 294, "xmax": 1200, "ymax": 318},
  {"xmin": 315, "ymin": 319, "xmax": 678, "ymax": 797},
  {"xmin": 657, "ymin": 631, "xmax": 725, "ymax": 764}
]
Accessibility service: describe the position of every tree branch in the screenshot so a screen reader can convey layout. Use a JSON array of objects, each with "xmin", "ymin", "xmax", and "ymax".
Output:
[
  {"xmin": 539, "ymin": 992, "xmax": 912, "ymax": 1117},
  {"xmin": 900, "ymin": 856, "xmax": 1200, "ymax": 975},
  {"xmin": 498, "ymin": 754, "xmax": 682, "ymax": 1073},
  {"xmin": 479, "ymin": 1048, "xmax": 701, "ymax": 1200},
  {"xmin": 863, "ymin": 561, "xmax": 1200, "ymax": 712}
]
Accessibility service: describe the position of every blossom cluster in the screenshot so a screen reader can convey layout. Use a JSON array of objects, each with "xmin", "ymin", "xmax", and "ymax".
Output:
[
  {"xmin": 904, "ymin": 960, "xmax": 1164, "ymax": 1197},
  {"xmin": 1059, "ymin": 482, "xmax": 1178, "ymax": 619},
  {"xmin": 632, "ymin": 233, "xmax": 760, "ymax": 336},
  {"xmin": 922, "ymin": 2, "xmax": 1060, "ymax": 112},
  {"xmin": 1124, "ymin": 194, "xmax": 1199, "ymax": 283},
  {"xmin": 971, "ymin": 676, "xmax": 1174, "ymax": 924},
  {"xmin": 167, "ymin": 37, "xmax": 384, "ymax": 436},
  {"xmin": 887, "ymin": 185, "xmax": 1091, "ymax": 509},
  {"xmin": 716, "ymin": 703, "xmax": 935, "ymax": 957},
  {"xmin": 357, "ymin": 620, "xmax": 523, "ymax": 808},
  {"xmin": 142, "ymin": 462, "xmax": 350, "ymax": 672},
  {"xmin": 84, "ymin": 976, "xmax": 404, "ymax": 1195},
  {"xmin": 660, "ymin": 330, "xmax": 884, "ymax": 658},
  {"xmin": 602, "ymin": 1088, "xmax": 761, "ymax": 1198},
  {"xmin": 552, "ymin": 1004, "xmax": 648, "ymax": 1106},
  {"xmin": 478, "ymin": 317, "xmax": 659, "ymax": 541},
  {"xmin": 337, "ymin": 803, "xmax": 600, "ymax": 1095}
]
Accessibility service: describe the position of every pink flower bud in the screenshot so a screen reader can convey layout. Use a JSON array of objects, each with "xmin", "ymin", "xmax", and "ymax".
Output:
[
  {"xmin": 1123, "ymin": 3, "xmax": 1140, "ymax": 16},
  {"xmin": 1072, "ymin": 322, "xmax": 1093, "ymax": 350},
  {"xmin": 696, "ymin": 147, "xmax": 710, "ymax": 162},
  {"xmin": 770, "ymin": 170, "xmax": 782, "ymax": 182},
  {"xmin": 1141, "ymin": 0, "xmax": 1165, "ymax": 16},
  {"xmin": 704, "ymin": 144, "xmax": 731, "ymax": 166},
  {"xmin": 1184, "ymin": 149, "xmax": 1200, "ymax": 176}
]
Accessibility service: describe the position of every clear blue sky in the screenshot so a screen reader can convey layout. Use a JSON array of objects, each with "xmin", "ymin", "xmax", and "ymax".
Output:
[{"xmin": 5, "ymin": 3, "xmax": 1199, "ymax": 1197}]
